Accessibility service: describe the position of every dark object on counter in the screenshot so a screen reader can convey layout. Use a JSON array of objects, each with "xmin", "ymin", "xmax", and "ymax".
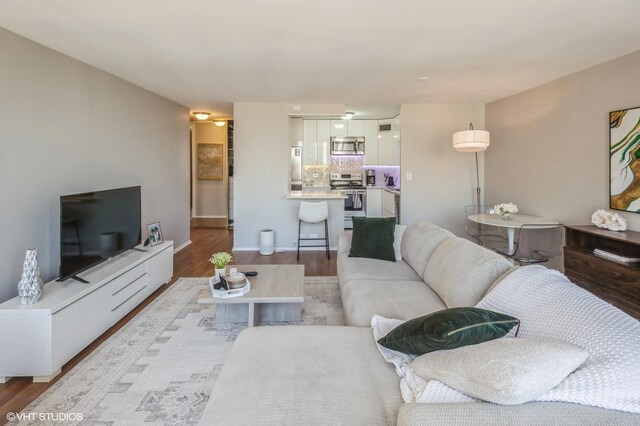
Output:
[
  {"xmin": 366, "ymin": 169, "xmax": 376, "ymax": 186},
  {"xmin": 385, "ymin": 175, "xmax": 396, "ymax": 187},
  {"xmin": 245, "ymin": 271, "xmax": 258, "ymax": 277}
]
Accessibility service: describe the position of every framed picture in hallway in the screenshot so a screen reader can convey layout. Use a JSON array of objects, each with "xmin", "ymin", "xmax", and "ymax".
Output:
[
  {"xmin": 198, "ymin": 143, "xmax": 224, "ymax": 180},
  {"xmin": 610, "ymin": 106, "xmax": 640, "ymax": 213}
]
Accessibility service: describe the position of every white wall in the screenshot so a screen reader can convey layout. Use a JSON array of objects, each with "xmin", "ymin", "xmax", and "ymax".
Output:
[
  {"xmin": 191, "ymin": 121, "xmax": 228, "ymax": 218},
  {"xmin": 233, "ymin": 103, "xmax": 345, "ymax": 250},
  {"xmin": 0, "ymin": 28, "xmax": 190, "ymax": 303},
  {"xmin": 400, "ymin": 103, "xmax": 485, "ymax": 237},
  {"xmin": 485, "ymin": 50, "xmax": 640, "ymax": 231}
]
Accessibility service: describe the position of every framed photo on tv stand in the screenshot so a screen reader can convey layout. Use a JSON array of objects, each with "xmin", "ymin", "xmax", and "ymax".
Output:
[{"xmin": 146, "ymin": 222, "xmax": 164, "ymax": 247}]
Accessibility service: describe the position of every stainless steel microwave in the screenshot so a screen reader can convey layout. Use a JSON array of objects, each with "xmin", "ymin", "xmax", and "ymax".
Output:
[{"xmin": 331, "ymin": 137, "xmax": 365, "ymax": 155}]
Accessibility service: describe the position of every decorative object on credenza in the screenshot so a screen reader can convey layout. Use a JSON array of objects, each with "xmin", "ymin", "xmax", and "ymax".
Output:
[
  {"xmin": 591, "ymin": 209, "xmax": 628, "ymax": 231},
  {"xmin": 209, "ymin": 251, "xmax": 233, "ymax": 278},
  {"xmin": 146, "ymin": 222, "xmax": 164, "ymax": 247},
  {"xmin": 453, "ymin": 122, "xmax": 490, "ymax": 208},
  {"xmin": 17, "ymin": 249, "xmax": 44, "ymax": 305},
  {"xmin": 610, "ymin": 106, "xmax": 640, "ymax": 212},
  {"xmin": 494, "ymin": 203, "xmax": 518, "ymax": 221},
  {"xmin": 198, "ymin": 143, "xmax": 224, "ymax": 180}
]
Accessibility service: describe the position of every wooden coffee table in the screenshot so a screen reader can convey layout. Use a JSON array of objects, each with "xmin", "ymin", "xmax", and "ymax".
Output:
[{"xmin": 197, "ymin": 264, "xmax": 304, "ymax": 327}]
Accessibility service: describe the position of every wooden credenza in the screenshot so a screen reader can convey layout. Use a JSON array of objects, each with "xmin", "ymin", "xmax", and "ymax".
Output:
[{"xmin": 564, "ymin": 225, "xmax": 640, "ymax": 319}]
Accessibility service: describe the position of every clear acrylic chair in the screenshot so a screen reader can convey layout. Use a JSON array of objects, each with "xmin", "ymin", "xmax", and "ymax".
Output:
[
  {"xmin": 494, "ymin": 224, "xmax": 564, "ymax": 265},
  {"xmin": 465, "ymin": 205, "xmax": 508, "ymax": 251}
]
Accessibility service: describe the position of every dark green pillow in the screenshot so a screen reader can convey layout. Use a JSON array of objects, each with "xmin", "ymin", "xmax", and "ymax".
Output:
[
  {"xmin": 377, "ymin": 307, "xmax": 520, "ymax": 355},
  {"xmin": 349, "ymin": 217, "xmax": 396, "ymax": 262}
]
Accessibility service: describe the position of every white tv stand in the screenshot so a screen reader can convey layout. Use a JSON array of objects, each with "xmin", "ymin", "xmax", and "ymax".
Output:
[{"xmin": 0, "ymin": 241, "xmax": 174, "ymax": 383}]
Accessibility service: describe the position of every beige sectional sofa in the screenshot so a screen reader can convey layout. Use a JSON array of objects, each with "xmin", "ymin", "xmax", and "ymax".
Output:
[{"xmin": 200, "ymin": 220, "xmax": 640, "ymax": 425}]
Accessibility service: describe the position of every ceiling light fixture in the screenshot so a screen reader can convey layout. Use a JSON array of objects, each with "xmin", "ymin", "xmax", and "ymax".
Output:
[
  {"xmin": 214, "ymin": 120, "xmax": 226, "ymax": 127},
  {"xmin": 193, "ymin": 112, "xmax": 210, "ymax": 120},
  {"xmin": 453, "ymin": 122, "xmax": 490, "ymax": 208},
  {"xmin": 343, "ymin": 112, "xmax": 355, "ymax": 120}
]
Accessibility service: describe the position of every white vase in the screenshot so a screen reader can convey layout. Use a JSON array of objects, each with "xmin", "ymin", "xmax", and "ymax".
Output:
[
  {"xmin": 18, "ymin": 249, "xmax": 44, "ymax": 305},
  {"xmin": 501, "ymin": 212, "xmax": 513, "ymax": 221},
  {"xmin": 215, "ymin": 267, "xmax": 227, "ymax": 279}
]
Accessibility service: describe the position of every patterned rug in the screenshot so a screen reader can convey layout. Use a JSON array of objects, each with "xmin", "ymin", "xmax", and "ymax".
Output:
[{"xmin": 18, "ymin": 276, "xmax": 344, "ymax": 425}]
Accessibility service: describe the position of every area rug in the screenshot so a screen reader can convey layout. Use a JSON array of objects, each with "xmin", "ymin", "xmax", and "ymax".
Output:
[{"xmin": 19, "ymin": 276, "xmax": 344, "ymax": 425}]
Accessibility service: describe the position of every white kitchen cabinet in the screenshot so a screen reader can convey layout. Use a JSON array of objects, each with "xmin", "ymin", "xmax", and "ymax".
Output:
[
  {"xmin": 347, "ymin": 120, "xmax": 365, "ymax": 137},
  {"xmin": 303, "ymin": 120, "xmax": 329, "ymax": 165},
  {"xmin": 316, "ymin": 120, "xmax": 330, "ymax": 165},
  {"xmin": 382, "ymin": 190, "xmax": 396, "ymax": 218},
  {"xmin": 364, "ymin": 120, "xmax": 379, "ymax": 165},
  {"xmin": 303, "ymin": 120, "xmax": 317, "ymax": 165},
  {"xmin": 330, "ymin": 120, "xmax": 348, "ymax": 137},
  {"xmin": 366, "ymin": 188, "xmax": 383, "ymax": 217},
  {"xmin": 378, "ymin": 131, "xmax": 399, "ymax": 166}
]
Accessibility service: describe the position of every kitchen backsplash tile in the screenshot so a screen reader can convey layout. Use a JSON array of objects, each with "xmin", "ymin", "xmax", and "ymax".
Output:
[
  {"xmin": 331, "ymin": 156, "xmax": 364, "ymax": 174},
  {"xmin": 303, "ymin": 165, "xmax": 330, "ymax": 187}
]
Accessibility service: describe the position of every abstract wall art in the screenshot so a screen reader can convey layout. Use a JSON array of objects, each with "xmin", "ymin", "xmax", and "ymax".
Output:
[
  {"xmin": 610, "ymin": 106, "xmax": 640, "ymax": 212},
  {"xmin": 198, "ymin": 143, "xmax": 224, "ymax": 180}
]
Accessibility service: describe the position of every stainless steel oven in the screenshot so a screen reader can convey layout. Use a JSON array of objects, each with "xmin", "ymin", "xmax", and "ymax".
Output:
[{"xmin": 330, "ymin": 173, "xmax": 366, "ymax": 229}]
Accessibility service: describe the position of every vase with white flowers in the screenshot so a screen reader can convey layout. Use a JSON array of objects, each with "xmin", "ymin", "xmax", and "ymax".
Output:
[
  {"xmin": 209, "ymin": 252, "xmax": 233, "ymax": 278},
  {"xmin": 494, "ymin": 203, "xmax": 518, "ymax": 221}
]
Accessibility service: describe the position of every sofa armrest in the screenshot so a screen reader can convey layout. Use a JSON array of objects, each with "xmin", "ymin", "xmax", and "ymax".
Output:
[
  {"xmin": 338, "ymin": 231, "xmax": 353, "ymax": 254},
  {"xmin": 396, "ymin": 402, "xmax": 640, "ymax": 426}
]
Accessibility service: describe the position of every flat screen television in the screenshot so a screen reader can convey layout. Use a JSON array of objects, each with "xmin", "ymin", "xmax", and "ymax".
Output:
[{"xmin": 59, "ymin": 186, "xmax": 141, "ymax": 282}]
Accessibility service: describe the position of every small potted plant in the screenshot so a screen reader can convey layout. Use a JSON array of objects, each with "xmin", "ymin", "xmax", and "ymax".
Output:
[
  {"xmin": 209, "ymin": 252, "xmax": 233, "ymax": 278},
  {"xmin": 494, "ymin": 203, "xmax": 518, "ymax": 221}
]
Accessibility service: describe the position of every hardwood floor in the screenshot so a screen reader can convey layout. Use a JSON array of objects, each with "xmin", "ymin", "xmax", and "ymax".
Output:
[{"xmin": 0, "ymin": 226, "xmax": 336, "ymax": 424}]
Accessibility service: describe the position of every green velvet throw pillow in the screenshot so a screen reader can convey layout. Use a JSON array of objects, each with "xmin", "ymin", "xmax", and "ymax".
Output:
[
  {"xmin": 349, "ymin": 217, "xmax": 396, "ymax": 262},
  {"xmin": 377, "ymin": 307, "xmax": 520, "ymax": 356}
]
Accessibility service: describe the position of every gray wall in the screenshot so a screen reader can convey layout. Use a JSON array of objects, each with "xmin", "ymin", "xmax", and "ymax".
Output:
[
  {"xmin": 233, "ymin": 103, "xmax": 345, "ymax": 250},
  {"xmin": 400, "ymin": 103, "xmax": 485, "ymax": 237},
  {"xmin": 0, "ymin": 28, "xmax": 191, "ymax": 302},
  {"xmin": 485, "ymin": 50, "xmax": 640, "ymax": 231},
  {"xmin": 191, "ymin": 121, "xmax": 228, "ymax": 218}
]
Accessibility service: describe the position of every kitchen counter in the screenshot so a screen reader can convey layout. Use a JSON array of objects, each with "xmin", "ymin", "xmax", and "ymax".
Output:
[
  {"xmin": 366, "ymin": 186, "xmax": 400, "ymax": 195},
  {"xmin": 286, "ymin": 190, "xmax": 347, "ymax": 199}
]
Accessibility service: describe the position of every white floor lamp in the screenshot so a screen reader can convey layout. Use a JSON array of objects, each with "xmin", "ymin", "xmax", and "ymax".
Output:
[{"xmin": 452, "ymin": 123, "xmax": 490, "ymax": 208}]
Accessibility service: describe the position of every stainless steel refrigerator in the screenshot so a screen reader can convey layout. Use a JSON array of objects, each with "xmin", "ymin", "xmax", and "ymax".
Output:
[{"xmin": 290, "ymin": 146, "xmax": 302, "ymax": 190}]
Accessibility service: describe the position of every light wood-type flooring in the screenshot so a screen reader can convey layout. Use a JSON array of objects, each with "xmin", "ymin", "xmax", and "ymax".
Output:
[{"xmin": 0, "ymin": 226, "xmax": 336, "ymax": 424}]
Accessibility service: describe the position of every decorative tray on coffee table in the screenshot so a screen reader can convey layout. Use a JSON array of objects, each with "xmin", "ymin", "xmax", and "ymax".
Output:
[{"xmin": 208, "ymin": 274, "xmax": 251, "ymax": 299}]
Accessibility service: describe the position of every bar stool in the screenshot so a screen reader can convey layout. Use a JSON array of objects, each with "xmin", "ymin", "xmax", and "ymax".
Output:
[{"xmin": 297, "ymin": 201, "xmax": 330, "ymax": 260}]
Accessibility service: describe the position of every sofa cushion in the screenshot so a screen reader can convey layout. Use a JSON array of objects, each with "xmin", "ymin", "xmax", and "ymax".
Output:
[
  {"xmin": 341, "ymin": 279, "xmax": 446, "ymax": 327},
  {"xmin": 409, "ymin": 338, "xmax": 588, "ymax": 405},
  {"xmin": 338, "ymin": 252, "xmax": 421, "ymax": 284},
  {"xmin": 424, "ymin": 238, "xmax": 512, "ymax": 307},
  {"xmin": 396, "ymin": 402, "xmax": 640, "ymax": 426},
  {"xmin": 477, "ymin": 265, "xmax": 640, "ymax": 413},
  {"xmin": 377, "ymin": 307, "xmax": 520, "ymax": 356},
  {"xmin": 394, "ymin": 224, "xmax": 407, "ymax": 261},
  {"xmin": 199, "ymin": 326, "xmax": 403, "ymax": 426},
  {"xmin": 349, "ymin": 216, "xmax": 397, "ymax": 262},
  {"xmin": 401, "ymin": 221, "xmax": 455, "ymax": 279}
]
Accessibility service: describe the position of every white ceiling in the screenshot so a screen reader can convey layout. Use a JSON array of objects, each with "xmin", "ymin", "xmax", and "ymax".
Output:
[{"xmin": 1, "ymin": 1, "xmax": 640, "ymax": 119}]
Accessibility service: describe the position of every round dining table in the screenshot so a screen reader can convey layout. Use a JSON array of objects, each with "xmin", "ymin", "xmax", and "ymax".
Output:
[{"xmin": 467, "ymin": 214, "xmax": 560, "ymax": 255}]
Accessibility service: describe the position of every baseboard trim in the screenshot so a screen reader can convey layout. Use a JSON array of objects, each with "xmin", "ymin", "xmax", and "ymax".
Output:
[{"xmin": 174, "ymin": 240, "xmax": 192, "ymax": 253}]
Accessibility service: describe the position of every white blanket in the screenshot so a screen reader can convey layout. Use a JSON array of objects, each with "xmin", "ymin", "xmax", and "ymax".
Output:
[{"xmin": 373, "ymin": 265, "xmax": 640, "ymax": 413}]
